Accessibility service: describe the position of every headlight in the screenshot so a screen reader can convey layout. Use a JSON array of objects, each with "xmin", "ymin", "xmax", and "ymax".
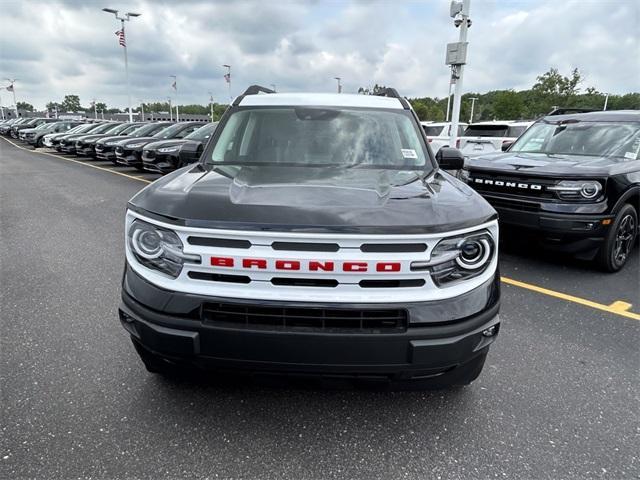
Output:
[
  {"xmin": 547, "ymin": 180, "xmax": 603, "ymax": 200},
  {"xmin": 128, "ymin": 219, "xmax": 200, "ymax": 278},
  {"xmin": 411, "ymin": 230, "xmax": 495, "ymax": 287},
  {"xmin": 158, "ymin": 146, "xmax": 180, "ymax": 153},
  {"xmin": 126, "ymin": 142, "xmax": 146, "ymax": 148},
  {"xmin": 105, "ymin": 141, "xmax": 118, "ymax": 146}
]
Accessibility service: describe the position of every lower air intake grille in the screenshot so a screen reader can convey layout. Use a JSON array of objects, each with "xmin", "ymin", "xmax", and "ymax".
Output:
[{"xmin": 202, "ymin": 303, "xmax": 408, "ymax": 333}]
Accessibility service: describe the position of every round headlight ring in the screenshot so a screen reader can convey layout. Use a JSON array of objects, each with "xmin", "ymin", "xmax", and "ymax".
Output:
[
  {"xmin": 456, "ymin": 238, "xmax": 491, "ymax": 270},
  {"xmin": 132, "ymin": 227, "xmax": 163, "ymax": 259},
  {"xmin": 580, "ymin": 182, "xmax": 600, "ymax": 199}
]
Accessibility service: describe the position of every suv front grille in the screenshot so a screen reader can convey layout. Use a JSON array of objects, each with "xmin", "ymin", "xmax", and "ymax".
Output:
[
  {"xmin": 468, "ymin": 171, "xmax": 557, "ymax": 200},
  {"xmin": 202, "ymin": 302, "xmax": 408, "ymax": 333}
]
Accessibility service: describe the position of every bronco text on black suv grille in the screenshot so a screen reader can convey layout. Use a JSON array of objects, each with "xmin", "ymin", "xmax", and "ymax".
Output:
[
  {"xmin": 119, "ymin": 86, "xmax": 501, "ymax": 388},
  {"xmin": 461, "ymin": 110, "xmax": 639, "ymax": 272}
]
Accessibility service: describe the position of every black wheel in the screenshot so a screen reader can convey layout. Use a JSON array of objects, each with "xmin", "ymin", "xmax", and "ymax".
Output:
[
  {"xmin": 131, "ymin": 338, "xmax": 179, "ymax": 375},
  {"xmin": 36, "ymin": 137, "xmax": 43, "ymax": 148},
  {"xmin": 597, "ymin": 204, "xmax": 637, "ymax": 272}
]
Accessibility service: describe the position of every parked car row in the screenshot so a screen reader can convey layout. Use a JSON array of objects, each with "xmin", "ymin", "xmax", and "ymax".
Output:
[{"xmin": 1, "ymin": 117, "xmax": 218, "ymax": 175}]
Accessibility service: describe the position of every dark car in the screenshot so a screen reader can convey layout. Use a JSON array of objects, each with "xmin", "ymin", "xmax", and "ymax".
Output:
[
  {"xmin": 115, "ymin": 121, "xmax": 205, "ymax": 170},
  {"xmin": 96, "ymin": 122, "xmax": 174, "ymax": 163},
  {"xmin": 0, "ymin": 118, "xmax": 21, "ymax": 135},
  {"xmin": 59, "ymin": 122, "xmax": 119, "ymax": 154},
  {"xmin": 460, "ymin": 110, "xmax": 640, "ymax": 272},
  {"xmin": 11, "ymin": 118, "xmax": 59, "ymax": 139},
  {"xmin": 119, "ymin": 87, "xmax": 501, "ymax": 388},
  {"xmin": 74, "ymin": 122, "xmax": 144, "ymax": 157},
  {"xmin": 46, "ymin": 123, "xmax": 94, "ymax": 149},
  {"xmin": 24, "ymin": 121, "xmax": 83, "ymax": 147},
  {"xmin": 142, "ymin": 122, "xmax": 218, "ymax": 174}
]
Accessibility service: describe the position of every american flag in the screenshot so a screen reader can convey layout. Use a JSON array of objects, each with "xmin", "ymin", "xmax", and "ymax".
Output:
[
  {"xmin": 115, "ymin": 29, "xmax": 126, "ymax": 47},
  {"xmin": 224, "ymin": 73, "xmax": 231, "ymax": 84}
]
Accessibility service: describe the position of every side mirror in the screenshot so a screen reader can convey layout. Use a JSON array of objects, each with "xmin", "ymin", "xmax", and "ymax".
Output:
[
  {"xmin": 501, "ymin": 141, "xmax": 514, "ymax": 152},
  {"xmin": 435, "ymin": 147, "xmax": 465, "ymax": 170}
]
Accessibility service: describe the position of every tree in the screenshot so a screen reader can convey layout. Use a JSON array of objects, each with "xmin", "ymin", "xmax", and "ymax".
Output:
[
  {"xmin": 61, "ymin": 95, "xmax": 82, "ymax": 112},
  {"xmin": 492, "ymin": 90, "xmax": 525, "ymax": 120},
  {"xmin": 17, "ymin": 101, "xmax": 34, "ymax": 112},
  {"xmin": 95, "ymin": 102, "xmax": 107, "ymax": 112},
  {"xmin": 532, "ymin": 67, "xmax": 582, "ymax": 97}
]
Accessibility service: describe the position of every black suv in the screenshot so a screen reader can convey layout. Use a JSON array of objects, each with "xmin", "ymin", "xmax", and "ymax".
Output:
[
  {"xmin": 119, "ymin": 86, "xmax": 501, "ymax": 388},
  {"xmin": 461, "ymin": 110, "xmax": 639, "ymax": 271}
]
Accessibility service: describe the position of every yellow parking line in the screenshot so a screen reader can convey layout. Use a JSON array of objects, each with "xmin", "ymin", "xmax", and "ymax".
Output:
[
  {"xmin": 501, "ymin": 276, "xmax": 640, "ymax": 321},
  {"xmin": 3, "ymin": 135, "xmax": 638, "ymax": 321},
  {"xmin": 0, "ymin": 136, "xmax": 152, "ymax": 184}
]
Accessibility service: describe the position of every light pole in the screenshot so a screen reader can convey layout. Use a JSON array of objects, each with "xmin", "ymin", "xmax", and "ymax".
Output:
[
  {"xmin": 446, "ymin": 0, "xmax": 471, "ymax": 149},
  {"xmin": 102, "ymin": 8, "xmax": 140, "ymax": 122},
  {"xmin": 167, "ymin": 97, "xmax": 173, "ymax": 121},
  {"xmin": 334, "ymin": 77, "xmax": 342, "ymax": 93},
  {"xmin": 208, "ymin": 92, "xmax": 214, "ymax": 122},
  {"xmin": 468, "ymin": 96, "xmax": 478, "ymax": 123},
  {"xmin": 0, "ymin": 95, "xmax": 4, "ymax": 120},
  {"xmin": 5, "ymin": 78, "xmax": 18, "ymax": 117},
  {"xmin": 139, "ymin": 101, "xmax": 144, "ymax": 121},
  {"xmin": 92, "ymin": 98, "xmax": 98, "ymax": 119},
  {"xmin": 223, "ymin": 65, "xmax": 231, "ymax": 102}
]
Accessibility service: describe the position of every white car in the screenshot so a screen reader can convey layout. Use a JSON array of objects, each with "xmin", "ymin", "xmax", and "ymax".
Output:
[
  {"xmin": 420, "ymin": 122, "xmax": 467, "ymax": 154},
  {"xmin": 459, "ymin": 121, "xmax": 532, "ymax": 156}
]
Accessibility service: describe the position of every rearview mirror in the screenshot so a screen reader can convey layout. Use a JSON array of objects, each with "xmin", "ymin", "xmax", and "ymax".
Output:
[
  {"xmin": 501, "ymin": 141, "xmax": 514, "ymax": 152},
  {"xmin": 435, "ymin": 147, "xmax": 465, "ymax": 170}
]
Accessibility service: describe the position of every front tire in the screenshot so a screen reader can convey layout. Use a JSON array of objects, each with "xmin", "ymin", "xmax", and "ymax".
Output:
[{"xmin": 596, "ymin": 204, "xmax": 637, "ymax": 272}]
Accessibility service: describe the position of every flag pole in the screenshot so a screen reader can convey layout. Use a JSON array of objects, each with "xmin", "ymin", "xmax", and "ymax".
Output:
[{"xmin": 121, "ymin": 18, "xmax": 133, "ymax": 122}]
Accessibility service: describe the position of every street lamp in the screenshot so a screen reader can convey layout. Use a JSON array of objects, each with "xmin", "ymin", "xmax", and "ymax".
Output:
[
  {"xmin": 208, "ymin": 92, "xmax": 214, "ymax": 122},
  {"xmin": 468, "ymin": 97, "xmax": 478, "ymax": 123},
  {"xmin": 102, "ymin": 7, "xmax": 141, "ymax": 122},
  {"xmin": 334, "ymin": 77, "xmax": 342, "ymax": 93}
]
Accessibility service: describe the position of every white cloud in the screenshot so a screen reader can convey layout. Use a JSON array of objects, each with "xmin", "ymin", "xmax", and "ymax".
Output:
[{"xmin": 0, "ymin": 0, "xmax": 637, "ymax": 110}]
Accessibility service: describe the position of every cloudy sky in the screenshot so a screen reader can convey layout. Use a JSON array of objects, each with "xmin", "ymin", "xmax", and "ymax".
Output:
[{"xmin": 1, "ymin": 0, "xmax": 638, "ymax": 110}]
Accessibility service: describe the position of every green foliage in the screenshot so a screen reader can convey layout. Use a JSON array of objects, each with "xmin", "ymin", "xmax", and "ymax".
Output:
[
  {"xmin": 17, "ymin": 101, "xmax": 34, "ymax": 112},
  {"xmin": 61, "ymin": 95, "xmax": 82, "ymax": 112},
  {"xmin": 408, "ymin": 68, "xmax": 638, "ymax": 122}
]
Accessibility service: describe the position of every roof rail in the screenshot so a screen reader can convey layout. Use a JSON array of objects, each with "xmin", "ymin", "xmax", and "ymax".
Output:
[
  {"xmin": 547, "ymin": 107, "xmax": 597, "ymax": 116},
  {"xmin": 233, "ymin": 85, "xmax": 276, "ymax": 106},
  {"xmin": 373, "ymin": 87, "xmax": 411, "ymax": 110}
]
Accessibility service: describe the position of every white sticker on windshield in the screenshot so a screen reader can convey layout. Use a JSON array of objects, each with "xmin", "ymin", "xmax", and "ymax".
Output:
[
  {"xmin": 401, "ymin": 149, "xmax": 418, "ymax": 159},
  {"xmin": 624, "ymin": 151, "xmax": 637, "ymax": 160}
]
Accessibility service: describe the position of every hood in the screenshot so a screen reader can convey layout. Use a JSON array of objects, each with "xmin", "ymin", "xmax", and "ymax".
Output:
[
  {"xmin": 143, "ymin": 139, "xmax": 188, "ymax": 151},
  {"xmin": 466, "ymin": 151, "xmax": 634, "ymax": 176},
  {"xmin": 21, "ymin": 128, "xmax": 38, "ymax": 134},
  {"xmin": 97, "ymin": 134, "xmax": 131, "ymax": 145},
  {"xmin": 121, "ymin": 137, "xmax": 158, "ymax": 149},
  {"xmin": 130, "ymin": 165, "xmax": 496, "ymax": 234},
  {"xmin": 77, "ymin": 133, "xmax": 112, "ymax": 142}
]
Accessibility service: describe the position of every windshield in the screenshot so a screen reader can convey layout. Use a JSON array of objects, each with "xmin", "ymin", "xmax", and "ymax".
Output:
[
  {"xmin": 185, "ymin": 122, "xmax": 217, "ymax": 141},
  {"xmin": 152, "ymin": 123, "xmax": 196, "ymax": 139},
  {"xmin": 71, "ymin": 123, "xmax": 100, "ymax": 134},
  {"xmin": 464, "ymin": 125, "xmax": 509, "ymax": 137},
  {"xmin": 209, "ymin": 107, "xmax": 429, "ymax": 170},
  {"xmin": 422, "ymin": 125, "xmax": 444, "ymax": 136},
  {"xmin": 90, "ymin": 123, "xmax": 121, "ymax": 134},
  {"xmin": 65, "ymin": 124, "xmax": 88, "ymax": 134},
  {"xmin": 510, "ymin": 121, "xmax": 640, "ymax": 159},
  {"xmin": 35, "ymin": 122, "xmax": 54, "ymax": 130},
  {"xmin": 104, "ymin": 123, "xmax": 134, "ymax": 135},
  {"xmin": 506, "ymin": 125, "xmax": 528, "ymax": 137},
  {"xmin": 132, "ymin": 123, "xmax": 172, "ymax": 137}
]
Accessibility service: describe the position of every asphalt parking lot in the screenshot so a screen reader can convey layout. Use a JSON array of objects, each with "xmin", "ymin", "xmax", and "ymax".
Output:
[{"xmin": 1, "ymin": 137, "xmax": 639, "ymax": 479}]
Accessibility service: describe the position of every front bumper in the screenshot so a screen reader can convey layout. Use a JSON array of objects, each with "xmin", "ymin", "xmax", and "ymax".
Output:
[
  {"xmin": 120, "ymin": 265, "xmax": 500, "ymax": 378},
  {"xmin": 116, "ymin": 149, "xmax": 142, "ymax": 166},
  {"xmin": 484, "ymin": 195, "xmax": 613, "ymax": 254},
  {"xmin": 96, "ymin": 147, "xmax": 116, "ymax": 161},
  {"xmin": 59, "ymin": 143, "xmax": 76, "ymax": 153},
  {"xmin": 142, "ymin": 151, "xmax": 178, "ymax": 173},
  {"xmin": 76, "ymin": 145, "xmax": 96, "ymax": 157}
]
